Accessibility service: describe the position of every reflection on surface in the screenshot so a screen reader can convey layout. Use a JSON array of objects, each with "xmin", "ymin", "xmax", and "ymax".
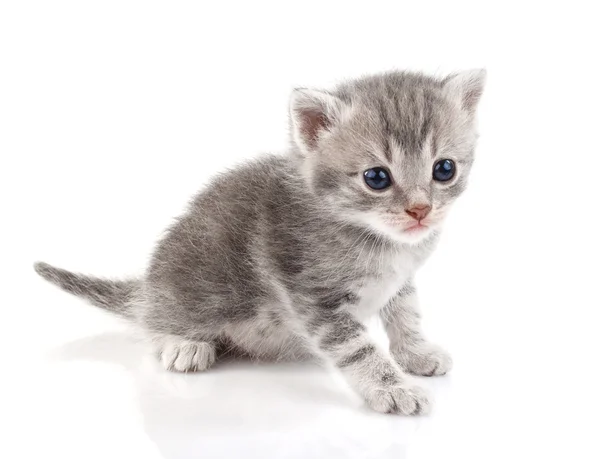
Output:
[{"xmin": 53, "ymin": 332, "xmax": 443, "ymax": 458}]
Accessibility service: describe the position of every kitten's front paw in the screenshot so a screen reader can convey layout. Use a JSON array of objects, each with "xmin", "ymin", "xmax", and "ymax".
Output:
[
  {"xmin": 366, "ymin": 383, "xmax": 431, "ymax": 415},
  {"xmin": 393, "ymin": 344, "xmax": 453, "ymax": 377}
]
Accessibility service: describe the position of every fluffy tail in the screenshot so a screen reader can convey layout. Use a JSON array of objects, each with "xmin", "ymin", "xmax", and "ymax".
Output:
[{"xmin": 34, "ymin": 262, "xmax": 139, "ymax": 317}]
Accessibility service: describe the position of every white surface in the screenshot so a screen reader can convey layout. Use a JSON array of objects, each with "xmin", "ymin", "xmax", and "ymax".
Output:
[{"xmin": 1, "ymin": 1, "xmax": 599, "ymax": 458}]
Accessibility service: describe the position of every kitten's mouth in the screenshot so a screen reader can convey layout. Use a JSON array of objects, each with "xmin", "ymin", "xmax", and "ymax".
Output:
[
  {"xmin": 404, "ymin": 222, "xmax": 429, "ymax": 233},
  {"xmin": 379, "ymin": 217, "xmax": 433, "ymax": 240}
]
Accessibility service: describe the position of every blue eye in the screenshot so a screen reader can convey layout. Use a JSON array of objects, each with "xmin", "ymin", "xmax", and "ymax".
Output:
[
  {"xmin": 364, "ymin": 167, "xmax": 392, "ymax": 190},
  {"xmin": 433, "ymin": 159, "xmax": 456, "ymax": 182}
]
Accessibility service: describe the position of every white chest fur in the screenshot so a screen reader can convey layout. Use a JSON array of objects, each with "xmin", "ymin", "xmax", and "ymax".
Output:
[{"xmin": 350, "ymin": 250, "xmax": 419, "ymax": 321}]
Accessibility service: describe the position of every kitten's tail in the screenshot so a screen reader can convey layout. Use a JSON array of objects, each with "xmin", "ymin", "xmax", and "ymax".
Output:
[{"xmin": 33, "ymin": 262, "xmax": 139, "ymax": 317}]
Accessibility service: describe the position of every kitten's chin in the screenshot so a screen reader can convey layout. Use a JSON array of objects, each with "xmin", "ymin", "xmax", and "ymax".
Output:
[
  {"xmin": 365, "ymin": 216, "xmax": 436, "ymax": 245},
  {"xmin": 344, "ymin": 211, "xmax": 439, "ymax": 245},
  {"xmin": 379, "ymin": 224, "xmax": 434, "ymax": 245}
]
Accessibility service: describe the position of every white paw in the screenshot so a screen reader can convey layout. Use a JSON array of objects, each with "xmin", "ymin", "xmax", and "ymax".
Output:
[
  {"xmin": 366, "ymin": 383, "xmax": 431, "ymax": 415},
  {"xmin": 394, "ymin": 343, "xmax": 453, "ymax": 376},
  {"xmin": 158, "ymin": 338, "xmax": 216, "ymax": 372}
]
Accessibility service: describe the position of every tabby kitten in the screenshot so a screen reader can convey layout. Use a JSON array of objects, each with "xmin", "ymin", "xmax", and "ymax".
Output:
[{"xmin": 35, "ymin": 69, "xmax": 486, "ymax": 415}]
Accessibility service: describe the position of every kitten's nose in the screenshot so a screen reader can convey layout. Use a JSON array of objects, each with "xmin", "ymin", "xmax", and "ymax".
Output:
[{"xmin": 405, "ymin": 204, "xmax": 431, "ymax": 221}]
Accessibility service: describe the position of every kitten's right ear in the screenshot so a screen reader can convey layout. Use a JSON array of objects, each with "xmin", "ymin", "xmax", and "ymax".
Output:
[{"xmin": 289, "ymin": 88, "xmax": 345, "ymax": 154}]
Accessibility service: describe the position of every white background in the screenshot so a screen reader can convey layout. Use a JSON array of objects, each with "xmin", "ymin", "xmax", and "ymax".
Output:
[{"xmin": 1, "ymin": 1, "xmax": 599, "ymax": 458}]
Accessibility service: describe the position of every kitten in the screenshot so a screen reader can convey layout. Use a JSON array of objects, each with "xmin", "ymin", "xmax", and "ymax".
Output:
[{"xmin": 35, "ymin": 69, "xmax": 486, "ymax": 415}]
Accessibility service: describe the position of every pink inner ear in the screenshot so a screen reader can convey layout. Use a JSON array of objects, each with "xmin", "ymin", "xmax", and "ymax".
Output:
[{"xmin": 299, "ymin": 108, "xmax": 330, "ymax": 148}]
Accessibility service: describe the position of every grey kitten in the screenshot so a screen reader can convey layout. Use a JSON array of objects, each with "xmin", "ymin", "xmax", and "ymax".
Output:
[{"xmin": 35, "ymin": 69, "xmax": 486, "ymax": 415}]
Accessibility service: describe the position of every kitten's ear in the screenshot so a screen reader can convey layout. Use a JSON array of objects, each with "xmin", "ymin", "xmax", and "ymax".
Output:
[
  {"xmin": 289, "ymin": 88, "xmax": 346, "ymax": 154},
  {"xmin": 443, "ymin": 69, "xmax": 487, "ymax": 115}
]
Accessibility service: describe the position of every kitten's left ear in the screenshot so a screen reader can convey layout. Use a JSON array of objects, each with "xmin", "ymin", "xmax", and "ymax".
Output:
[
  {"xmin": 289, "ymin": 88, "xmax": 346, "ymax": 155},
  {"xmin": 443, "ymin": 69, "xmax": 487, "ymax": 115}
]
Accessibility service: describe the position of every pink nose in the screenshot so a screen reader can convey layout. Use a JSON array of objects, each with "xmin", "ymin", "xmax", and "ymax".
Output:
[{"xmin": 405, "ymin": 204, "xmax": 431, "ymax": 221}]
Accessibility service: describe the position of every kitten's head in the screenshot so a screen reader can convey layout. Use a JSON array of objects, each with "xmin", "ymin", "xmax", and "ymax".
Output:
[{"xmin": 290, "ymin": 70, "xmax": 486, "ymax": 244}]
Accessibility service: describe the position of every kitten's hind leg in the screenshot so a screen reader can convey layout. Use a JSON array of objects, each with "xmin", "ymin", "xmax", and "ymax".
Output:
[{"xmin": 153, "ymin": 334, "xmax": 217, "ymax": 372}]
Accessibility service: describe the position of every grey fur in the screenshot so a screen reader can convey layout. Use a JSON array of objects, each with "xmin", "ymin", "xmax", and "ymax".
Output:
[
  {"xmin": 34, "ymin": 69, "xmax": 485, "ymax": 415},
  {"xmin": 337, "ymin": 344, "xmax": 376, "ymax": 368},
  {"xmin": 34, "ymin": 262, "xmax": 138, "ymax": 317}
]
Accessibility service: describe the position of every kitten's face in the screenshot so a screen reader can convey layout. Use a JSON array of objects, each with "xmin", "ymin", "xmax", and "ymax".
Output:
[{"xmin": 290, "ymin": 70, "xmax": 486, "ymax": 244}]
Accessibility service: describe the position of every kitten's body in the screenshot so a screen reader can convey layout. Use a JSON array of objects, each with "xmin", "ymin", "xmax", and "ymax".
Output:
[
  {"xmin": 143, "ymin": 155, "xmax": 437, "ymax": 359},
  {"xmin": 35, "ymin": 70, "xmax": 485, "ymax": 414}
]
